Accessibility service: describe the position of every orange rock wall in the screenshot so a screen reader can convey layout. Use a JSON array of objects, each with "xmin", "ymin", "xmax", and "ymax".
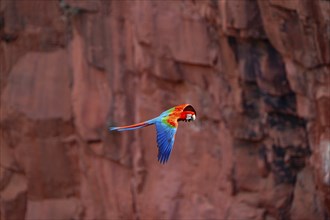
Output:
[{"xmin": 1, "ymin": 1, "xmax": 329, "ymax": 219}]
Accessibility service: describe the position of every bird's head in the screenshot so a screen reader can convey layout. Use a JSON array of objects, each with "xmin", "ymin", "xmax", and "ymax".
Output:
[
  {"xmin": 184, "ymin": 112, "xmax": 196, "ymax": 122},
  {"xmin": 178, "ymin": 104, "xmax": 197, "ymax": 122}
]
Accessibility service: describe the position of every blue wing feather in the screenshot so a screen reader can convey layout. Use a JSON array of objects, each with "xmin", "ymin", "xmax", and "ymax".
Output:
[{"xmin": 155, "ymin": 121, "xmax": 177, "ymax": 164}]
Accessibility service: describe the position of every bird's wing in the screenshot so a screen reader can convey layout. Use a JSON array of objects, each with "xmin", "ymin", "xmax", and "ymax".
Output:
[{"xmin": 155, "ymin": 117, "xmax": 178, "ymax": 164}]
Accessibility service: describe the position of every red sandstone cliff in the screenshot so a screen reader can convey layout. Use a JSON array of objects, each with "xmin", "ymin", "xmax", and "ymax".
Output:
[{"xmin": 1, "ymin": 1, "xmax": 329, "ymax": 220}]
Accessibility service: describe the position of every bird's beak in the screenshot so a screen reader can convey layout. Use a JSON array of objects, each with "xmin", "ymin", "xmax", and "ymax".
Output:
[{"xmin": 192, "ymin": 115, "xmax": 196, "ymax": 121}]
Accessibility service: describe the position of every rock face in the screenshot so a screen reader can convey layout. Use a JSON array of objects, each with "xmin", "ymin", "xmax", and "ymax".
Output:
[{"xmin": 1, "ymin": 1, "xmax": 329, "ymax": 219}]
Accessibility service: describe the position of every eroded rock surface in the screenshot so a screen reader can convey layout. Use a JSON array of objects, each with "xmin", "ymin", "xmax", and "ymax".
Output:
[{"xmin": 1, "ymin": 1, "xmax": 329, "ymax": 219}]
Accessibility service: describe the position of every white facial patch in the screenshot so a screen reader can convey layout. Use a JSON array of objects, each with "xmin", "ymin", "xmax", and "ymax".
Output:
[{"xmin": 185, "ymin": 114, "xmax": 195, "ymax": 122}]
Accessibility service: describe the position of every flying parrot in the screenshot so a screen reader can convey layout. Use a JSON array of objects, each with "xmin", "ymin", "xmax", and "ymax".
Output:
[{"xmin": 109, "ymin": 104, "xmax": 197, "ymax": 164}]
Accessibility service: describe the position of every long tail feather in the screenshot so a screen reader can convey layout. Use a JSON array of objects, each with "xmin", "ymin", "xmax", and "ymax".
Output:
[{"xmin": 109, "ymin": 119, "xmax": 156, "ymax": 132}]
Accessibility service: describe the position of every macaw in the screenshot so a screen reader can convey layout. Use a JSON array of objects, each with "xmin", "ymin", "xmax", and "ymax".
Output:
[{"xmin": 109, "ymin": 104, "xmax": 197, "ymax": 164}]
